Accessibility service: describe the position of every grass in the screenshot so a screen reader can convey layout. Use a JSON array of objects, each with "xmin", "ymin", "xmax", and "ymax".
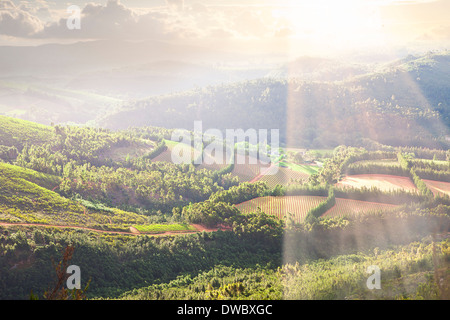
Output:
[
  {"xmin": 282, "ymin": 240, "xmax": 445, "ymax": 300},
  {"xmin": 132, "ymin": 223, "xmax": 196, "ymax": 234},
  {"xmin": 0, "ymin": 162, "xmax": 148, "ymax": 228},
  {"xmin": 154, "ymin": 139, "xmax": 198, "ymax": 163},
  {"xmin": 0, "ymin": 115, "xmax": 54, "ymax": 147},
  {"xmin": 163, "ymin": 139, "xmax": 180, "ymax": 149},
  {"xmin": 278, "ymin": 161, "xmax": 321, "ymax": 175},
  {"xmin": 0, "ymin": 162, "xmax": 61, "ymax": 190}
]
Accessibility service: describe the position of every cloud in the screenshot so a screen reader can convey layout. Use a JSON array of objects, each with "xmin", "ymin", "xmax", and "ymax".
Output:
[
  {"xmin": 165, "ymin": 0, "xmax": 184, "ymax": 11},
  {"xmin": 7, "ymin": 0, "xmax": 294, "ymax": 43},
  {"xmin": 35, "ymin": 0, "xmax": 184, "ymax": 41},
  {"xmin": 429, "ymin": 25, "xmax": 450, "ymax": 40},
  {"xmin": 37, "ymin": 0, "xmax": 140, "ymax": 39},
  {"xmin": 414, "ymin": 24, "xmax": 450, "ymax": 44},
  {"xmin": 0, "ymin": 0, "xmax": 43, "ymax": 37},
  {"xmin": 33, "ymin": 0, "xmax": 225, "ymax": 41}
]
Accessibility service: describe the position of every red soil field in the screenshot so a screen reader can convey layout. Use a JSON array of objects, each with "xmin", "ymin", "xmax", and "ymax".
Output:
[
  {"xmin": 151, "ymin": 149, "xmax": 173, "ymax": 162},
  {"xmin": 235, "ymin": 195, "xmax": 327, "ymax": 223},
  {"xmin": 336, "ymin": 174, "xmax": 417, "ymax": 193},
  {"xmin": 322, "ymin": 198, "xmax": 399, "ymax": 218},
  {"xmin": 231, "ymin": 154, "xmax": 271, "ymax": 182},
  {"xmin": 254, "ymin": 166, "xmax": 309, "ymax": 188},
  {"xmin": 197, "ymin": 151, "xmax": 230, "ymax": 171},
  {"xmin": 423, "ymin": 179, "xmax": 450, "ymax": 197}
]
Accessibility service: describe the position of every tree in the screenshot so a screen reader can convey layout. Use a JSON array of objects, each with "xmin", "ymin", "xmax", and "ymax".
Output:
[
  {"xmin": 304, "ymin": 150, "xmax": 320, "ymax": 162},
  {"xmin": 293, "ymin": 152, "xmax": 304, "ymax": 164}
]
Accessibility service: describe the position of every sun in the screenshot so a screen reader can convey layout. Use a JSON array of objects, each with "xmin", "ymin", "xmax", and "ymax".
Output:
[{"xmin": 273, "ymin": 0, "xmax": 383, "ymax": 51}]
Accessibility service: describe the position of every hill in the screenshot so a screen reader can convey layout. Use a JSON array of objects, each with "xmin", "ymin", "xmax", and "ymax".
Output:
[
  {"xmin": 0, "ymin": 162, "xmax": 147, "ymax": 230},
  {"xmin": 0, "ymin": 116, "xmax": 54, "ymax": 149},
  {"xmin": 0, "ymin": 117, "xmax": 449, "ymax": 301},
  {"xmin": 99, "ymin": 52, "xmax": 450, "ymax": 149}
]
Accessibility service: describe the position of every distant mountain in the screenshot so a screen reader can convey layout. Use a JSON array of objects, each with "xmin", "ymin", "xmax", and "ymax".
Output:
[
  {"xmin": 99, "ymin": 52, "xmax": 450, "ymax": 149},
  {"xmin": 66, "ymin": 60, "xmax": 271, "ymax": 99},
  {"xmin": 0, "ymin": 39, "xmax": 236, "ymax": 76},
  {"xmin": 0, "ymin": 40, "xmax": 274, "ymax": 123},
  {"xmin": 267, "ymin": 56, "xmax": 370, "ymax": 81}
]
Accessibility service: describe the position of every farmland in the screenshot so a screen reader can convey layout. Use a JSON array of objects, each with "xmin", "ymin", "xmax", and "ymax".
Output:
[
  {"xmin": 336, "ymin": 174, "xmax": 418, "ymax": 193},
  {"xmin": 146, "ymin": 142, "xmax": 318, "ymax": 187},
  {"xmin": 254, "ymin": 166, "xmax": 310, "ymax": 188},
  {"xmin": 231, "ymin": 155, "xmax": 271, "ymax": 182},
  {"xmin": 235, "ymin": 195, "xmax": 326, "ymax": 223},
  {"xmin": 423, "ymin": 179, "xmax": 450, "ymax": 197},
  {"xmin": 322, "ymin": 198, "xmax": 399, "ymax": 218},
  {"xmin": 150, "ymin": 148, "xmax": 174, "ymax": 162},
  {"xmin": 278, "ymin": 161, "xmax": 321, "ymax": 175},
  {"xmin": 1, "ymin": 23, "xmax": 450, "ymax": 305},
  {"xmin": 197, "ymin": 150, "xmax": 230, "ymax": 171},
  {"xmin": 151, "ymin": 140, "xmax": 197, "ymax": 163},
  {"xmin": 0, "ymin": 119, "xmax": 449, "ymax": 301},
  {"xmin": 235, "ymin": 194, "xmax": 400, "ymax": 223},
  {"xmin": 349, "ymin": 159, "xmax": 401, "ymax": 168}
]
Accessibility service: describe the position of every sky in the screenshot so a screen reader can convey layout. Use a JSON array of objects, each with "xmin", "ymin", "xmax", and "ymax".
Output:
[{"xmin": 0, "ymin": 0, "xmax": 449, "ymax": 57}]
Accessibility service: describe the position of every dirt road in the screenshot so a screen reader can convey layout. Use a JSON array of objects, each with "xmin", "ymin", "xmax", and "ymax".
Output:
[{"xmin": 0, "ymin": 222, "xmax": 229, "ymax": 236}]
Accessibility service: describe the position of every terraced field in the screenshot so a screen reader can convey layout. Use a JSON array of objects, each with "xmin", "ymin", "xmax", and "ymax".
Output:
[
  {"xmin": 322, "ymin": 198, "xmax": 399, "ymax": 218},
  {"xmin": 336, "ymin": 174, "xmax": 417, "ymax": 193},
  {"xmin": 235, "ymin": 195, "xmax": 327, "ymax": 223}
]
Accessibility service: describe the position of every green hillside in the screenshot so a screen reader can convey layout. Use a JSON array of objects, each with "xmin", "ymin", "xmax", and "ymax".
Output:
[
  {"xmin": 0, "ymin": 162, "xmax": 147, "ymax": 229},
  {"xmin": 0, "ymin": 116, "xmax": 54, "ymax": 149},
  {"xmin": 0, "ymin": 115, "xmax": 448, "ymax": 301}
]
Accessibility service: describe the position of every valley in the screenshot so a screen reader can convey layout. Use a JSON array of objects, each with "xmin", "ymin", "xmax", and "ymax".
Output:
[
  {"xmin": 0, "ymin": 114, "xmax": 448, "ymax": 300},
  {"xmin": 0, "ymin": 39, "xmax": 449, "ymax": 302}
]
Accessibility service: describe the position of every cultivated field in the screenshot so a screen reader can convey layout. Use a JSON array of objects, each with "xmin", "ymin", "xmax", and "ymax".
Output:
[
  {"xmin": 151, "ymin": 148, "xmax": 173, "ymax": 162},
  {"xmin": 278, "ymin": 161, "xmax": 321, "ymax": 175},
  {"xmin": 152, "ymin": 140, "xmax": 197, "ymax": 163},
  {"xmin": 255, "ymin": 166, "xmax": 309, "ymax": 188},
  {"xmin": 336, "ymin": 174, "xmax": 417, "ymax": 193},
  {"xmin": 323, "ymin": 198, "xmax": 399, "ymax": 218},
  {"xmin": 235, "ymin": 195, "xmax": 327, "ymax": 223},
  {"xmin": 423, "ymin": 179, "xmax": 450, "ymax": 197},
  {"xmin": 349, "ymin": 159, "xmax": 401, "ymax": 168},
  {"xmin": 231, "ymin": 155, "xmax": 271, "ymax": 182}
]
